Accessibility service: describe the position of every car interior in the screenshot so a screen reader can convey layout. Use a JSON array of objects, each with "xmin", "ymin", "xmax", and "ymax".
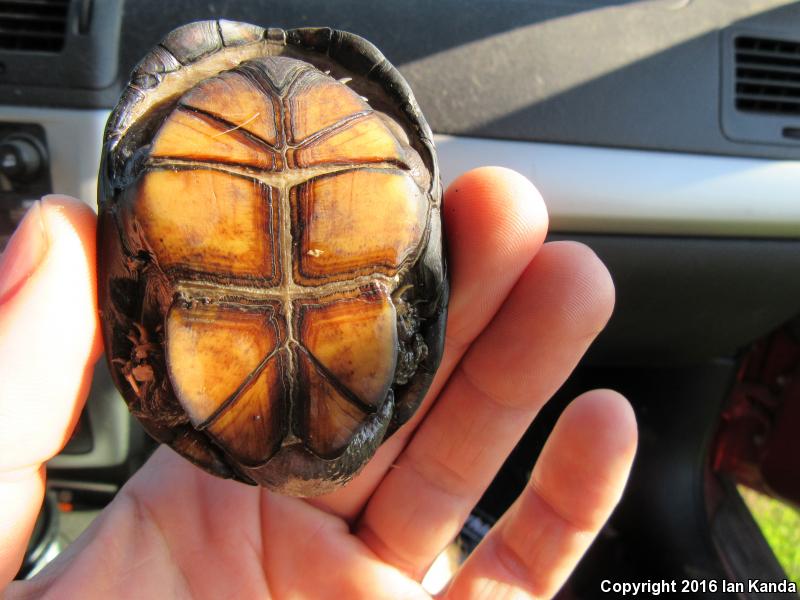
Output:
[{"xmin": 2, "ymin": 1, "xmax": 799, "ymax": 597}]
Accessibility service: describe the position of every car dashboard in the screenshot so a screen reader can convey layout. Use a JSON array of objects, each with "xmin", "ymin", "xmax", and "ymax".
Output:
[{"xmin": 2, "ymin": 0, "xmax": 799, "ymax": 596}]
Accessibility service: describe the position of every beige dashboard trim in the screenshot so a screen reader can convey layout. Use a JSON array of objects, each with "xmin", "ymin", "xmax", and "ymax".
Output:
[
  {"xmin": 1, "ymin": 107, "xmax": 798, "ymax": 238},
  {"xmin": 436, "ymin": 134, "xmax": 800, "ymax": 238}
]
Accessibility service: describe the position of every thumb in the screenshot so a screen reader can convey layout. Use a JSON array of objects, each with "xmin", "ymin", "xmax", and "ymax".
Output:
[{"xmin": 0, "ymin": 195, "xmax": 101, "ymax": 586}]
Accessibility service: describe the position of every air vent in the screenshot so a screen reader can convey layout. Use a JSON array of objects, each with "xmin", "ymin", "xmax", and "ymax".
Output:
[
  {"xmin": 735, "ymin": 36, "xmax": 800, "ymax": 116},
  {"xmin": 0, "ymin": 0, "xmax": 70, "ymax": 52}
]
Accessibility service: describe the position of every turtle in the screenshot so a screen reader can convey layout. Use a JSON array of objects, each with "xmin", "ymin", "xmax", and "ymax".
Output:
[{"xmin": 97, "ymin": 20, "xmax": 448, "ymax": 496}]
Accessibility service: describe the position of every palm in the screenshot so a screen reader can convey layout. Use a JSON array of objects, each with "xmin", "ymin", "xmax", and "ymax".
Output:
[
  {"xmin": 49, "ymin": 454, "xmax": 429, "ymax": 598},
  {"xmin": 1, "ymin": 168, "xmax": 636, "ymax": 599}
]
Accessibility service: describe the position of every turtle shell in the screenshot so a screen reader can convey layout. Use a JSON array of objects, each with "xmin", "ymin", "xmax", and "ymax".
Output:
[{"xmin": 97, "ymin": 20, "xmax": 447, "ymax": 496}]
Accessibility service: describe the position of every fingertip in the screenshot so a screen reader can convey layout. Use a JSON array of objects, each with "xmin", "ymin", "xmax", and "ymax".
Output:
[
  {"xmin": 531, "ymin": 388, "xmax": 637, "ymax": 531},
  {"xmin": 447, "ymin": 165, "xmax": 543, "ymax": 197},
  {"xmin": 564, "ymin": 389, "xmax": 638, "ymax": 459},
  {"xmin": 443, "ymin": 389, "xmax": 637, "ymax": 600},
  {"xmin": 442, "ymin": 167, "xmax": 549, "ymax": 344},
  {"xmin": 39, "ymin": 195, "xmax": 102, "ymax": 359},
  {"xmin": 33, "ymin": 193, "xmax": 95, "ymax": 255},
  {"xmin": 444, "ymin": 167, "xmax": 548, "ymax": 247},
  {"xmin": 534, "ymin": 241, "xmax": 616, "ymax": 341},
  {"xmin": 41, "ymin": 193, "xmax": 96, "ymax": 213},
  {"xmin": 447, "ymin": 165, "xmax": 543, "ymax": 194},
  {"xmin": 0, "ymin": 201, "xmax": 48, "ymax": 304}
]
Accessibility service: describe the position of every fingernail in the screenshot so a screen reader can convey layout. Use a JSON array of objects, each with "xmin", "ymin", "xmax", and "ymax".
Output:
[{"xmin": 0, "ymin": 201, "xmax": 49, "ymax": 304}]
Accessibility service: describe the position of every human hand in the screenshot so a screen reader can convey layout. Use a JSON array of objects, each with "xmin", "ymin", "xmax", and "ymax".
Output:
[{"xmin": 1, "ymin": 167, "xmax": 637, "ymax": 599}]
